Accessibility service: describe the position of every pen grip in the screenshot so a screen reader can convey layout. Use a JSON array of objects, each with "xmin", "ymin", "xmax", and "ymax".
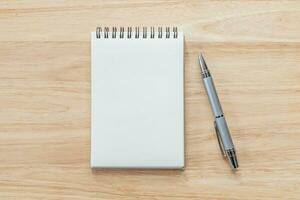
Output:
[
  {"xmin": 215, "ymin": 117, "xmax": 234, "ymax": 149},
  {"xmin": 203, "ymin": 77, "xmax": 223, "ymax": 117}
]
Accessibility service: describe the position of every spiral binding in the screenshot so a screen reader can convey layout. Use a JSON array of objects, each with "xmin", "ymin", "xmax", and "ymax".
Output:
[{"xmin": 96, "ymin": 26, "xmax": 178, "ymax": 39}]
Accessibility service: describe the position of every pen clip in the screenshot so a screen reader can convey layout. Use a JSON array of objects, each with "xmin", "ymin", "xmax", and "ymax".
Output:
[{"xmin": 214, "ymin": 121, "xmax": 226, "ymax": 157}]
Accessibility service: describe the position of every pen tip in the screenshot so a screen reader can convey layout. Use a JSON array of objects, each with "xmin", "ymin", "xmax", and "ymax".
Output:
[
  {"xmin": 200, "ymin": 53, "xmax": 204, "ymax": 59},
  {"xmin": 198, "ymin": 53, "xmax": 208, "ymax": 72}
]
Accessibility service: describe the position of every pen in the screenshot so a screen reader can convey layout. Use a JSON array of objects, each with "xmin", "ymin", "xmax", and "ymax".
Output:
[{"xmin": 198, "ymin": 54, "xmax": 239, "ymax": 170}]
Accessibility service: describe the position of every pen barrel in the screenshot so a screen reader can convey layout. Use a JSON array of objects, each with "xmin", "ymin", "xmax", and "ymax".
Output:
[
  {"xmin": 203, "ymin": 77, "xmax": 223, "ymax": 117},
  {"xmin": 215, "ymin": 117, "xmax": 234, "ymax": 149},
  {"xmin": 203, "ymin": 76, "xmax": 234, "ymax": 150}
]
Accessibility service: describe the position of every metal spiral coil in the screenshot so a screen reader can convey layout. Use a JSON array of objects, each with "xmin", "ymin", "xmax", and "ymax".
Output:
[
  {"xmin": 158, "ymin": 27, "xmax": 162, "ymax": 38},
  {"xmin": 104, "ymin": 27, "xmax": 109, "ymax": 38},
  {"xmin": 112, "ymin": 27, "xmax": 117, "ymax": 38},
  {"xmin": 120, "ymin": 27, "xmax": 124, "ymax": 38},
  {"xmin": 127, "ymin": 27, "xmax": 132, "ymax": 38},
  {"xmin": 135, "ymin": 27, "xmax": 139, "ymax": 38},
  {"xmin": 173, "ymin": 27, "xmax": 178, "ymax": 38},
  {"xmin": 96, "ymin": 27, "xmax": 102, "ymax": 38},
  {"xmin": 96, "ymin": 26, "xmax": 178, "ymax": 39},
  {"xmin": 150, "ymin": 27, "xmax": 155, "ymax": 38},
  {"xmin": 143, "ymin": 27, "xmax": 147, "ymax": 38},
  {"xmin": 166, "ymin": 27, "xmax": 170, "ymax": 38}
]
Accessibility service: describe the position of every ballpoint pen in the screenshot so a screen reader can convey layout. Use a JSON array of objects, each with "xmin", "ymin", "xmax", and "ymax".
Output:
[{"xmin": 198, "ymin": 54, "xmax": 239, "ymax": 170}]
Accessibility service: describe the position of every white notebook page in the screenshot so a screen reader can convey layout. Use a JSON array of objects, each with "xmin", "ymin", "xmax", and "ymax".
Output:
[{"xmin": 91, "ymin": 31, "xmax": 184, "ymax": 168}]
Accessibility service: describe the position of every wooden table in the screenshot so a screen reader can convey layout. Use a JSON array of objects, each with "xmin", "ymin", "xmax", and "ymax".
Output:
[{"xmin": 0, "ymin": 1, "xmax": 300, "ymax": 199}]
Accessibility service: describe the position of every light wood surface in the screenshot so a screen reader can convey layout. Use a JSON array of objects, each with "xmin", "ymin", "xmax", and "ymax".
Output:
[{"xmin": 0, "ymin": 1, "xmax": 300, "ymax": 199}]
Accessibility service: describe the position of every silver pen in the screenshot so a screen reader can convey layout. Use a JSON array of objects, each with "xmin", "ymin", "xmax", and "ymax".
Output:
[{"xmin": 198, "ymin": 54, "xmax": 238, "ymax": 170}]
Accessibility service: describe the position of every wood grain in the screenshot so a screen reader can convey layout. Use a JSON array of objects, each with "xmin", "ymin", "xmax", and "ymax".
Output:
[{"xmin": 0, "ymin": 1, "xmax": 300, "ymax": 199}]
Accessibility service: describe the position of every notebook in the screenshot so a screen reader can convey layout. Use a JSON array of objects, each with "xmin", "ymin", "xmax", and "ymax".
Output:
[{"xmin": 91, "ymin": 27, "xmax": 184, "ymax": 169}]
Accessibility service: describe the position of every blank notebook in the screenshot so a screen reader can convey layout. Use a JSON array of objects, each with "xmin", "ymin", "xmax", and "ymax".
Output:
[{"xmin": 91, "ymin": 27, "xmax": 184, "ymax": 169}]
